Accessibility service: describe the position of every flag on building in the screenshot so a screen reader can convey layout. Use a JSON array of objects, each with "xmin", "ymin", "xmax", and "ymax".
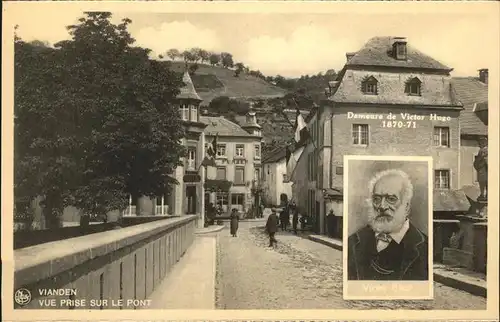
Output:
[
  {"xmin": 285, "ymin": 145, "xmax": 292, "ymax": 164},
  {"xmin": 285, "ymin": 144, "xmax": 298, "ymax": 181},
  {"xmin": 294, "ymin": 108, "xmax": 310, "ymax": 146},
  {"xmin": 200, "ymin": 134, "xmax": 218, "ymax": 168}
]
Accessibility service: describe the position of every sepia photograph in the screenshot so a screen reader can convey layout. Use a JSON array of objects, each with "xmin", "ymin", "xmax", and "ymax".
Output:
[
  {"xmin": 2, "ymin": 1, "xmax": 498, "ymax": 321},
  {"xmin": 343, "ymin": 156, "xmax": 432, "ymax": 300}
]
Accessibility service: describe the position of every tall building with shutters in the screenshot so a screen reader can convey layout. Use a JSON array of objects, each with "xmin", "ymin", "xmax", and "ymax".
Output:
[
  {"xmin": 202, "ymin": 111, "xmax": 263, "ymax": 213},
  {"xmin": 290, "ymin": 36, "xmax": 468, "ymax": 237}
]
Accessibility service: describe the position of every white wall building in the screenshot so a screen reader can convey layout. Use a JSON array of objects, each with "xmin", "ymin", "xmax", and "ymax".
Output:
[{"xmin": 262, "ymin": 146, "xmax": 304, "ymax": 206}]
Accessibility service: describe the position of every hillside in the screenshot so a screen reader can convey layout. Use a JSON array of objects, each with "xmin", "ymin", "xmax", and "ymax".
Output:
[{"xmin": 167, "ymin": 62, "xmax": 287, "ymax": 106}]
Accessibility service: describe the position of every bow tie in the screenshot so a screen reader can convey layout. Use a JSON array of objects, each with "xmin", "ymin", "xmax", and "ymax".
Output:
[{"xmin": 376, "ymin": 233, "xmax": 392, "ymax": 243}]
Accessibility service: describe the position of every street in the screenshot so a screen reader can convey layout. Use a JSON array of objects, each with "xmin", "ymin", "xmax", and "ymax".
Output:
[{"xmin": 215, "ymin": 221, "xmax": 486, "ymax": 310}]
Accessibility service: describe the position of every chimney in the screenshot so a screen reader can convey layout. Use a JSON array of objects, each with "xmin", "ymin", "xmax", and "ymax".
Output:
[
  {"xmin": 326, "ymin": 81, "xmax": 339, "ymax": 96},
  {"xmin": 479, "ymin": 69, "xmax": 488, "ymax": 84},
  {"xmin": 346, "ymin": 52, "xmax": 356, "ymax": 62}
]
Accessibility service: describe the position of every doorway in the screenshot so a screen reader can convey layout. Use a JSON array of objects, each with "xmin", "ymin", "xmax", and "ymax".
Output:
[{"xmin": 186, "ymin": 186, "xmax": 197, "ymax": 214}]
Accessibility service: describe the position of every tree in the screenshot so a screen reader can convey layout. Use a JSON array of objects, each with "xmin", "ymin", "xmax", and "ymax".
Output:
[
  {"xmin": 208, "ymin": 96, "xmax": 250, "ymax": 120},
  {"xmin": 199, "ymin": 49, "xmax": 209, "ymax": 63},
  {"xmin": 189, "ymin": 47, "xmax": 202, "ymax": 62},
  {"xmin": 14, "ymin": 12, "xmax": 186, "ymax": 228},
  {"xmin": 189, "ymin": 63, "xmax": 199, "ymax": 75},
  {"xmin": 220, "ymin": 52, "xmax": 234, "ymax": 68},
  {"xmin": 234, "ymin": 62, "xmax": 245, "ymax": 76},
  {"xmin": 182, "ymin": 50, "xmax": 196, "ymax": 62},
  {"xmin": 234, "ymin": 62, "xmax": 244, "ymax": 77},
  {"xmin": 325, "ymin": 69, "xmax": 336, "ymax": 76},
  {"xmin": 209, "ymin": 52, "xmax": 220, "ymax": 66},
  {"xmin": 166, "ymin": 48, "xmax": 180, "ymax": 61}
]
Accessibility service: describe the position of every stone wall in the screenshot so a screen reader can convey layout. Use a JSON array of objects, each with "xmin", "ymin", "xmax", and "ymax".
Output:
[{"xmin": 14, "ymin": 215, "xmax": 197, "ymax": 309}]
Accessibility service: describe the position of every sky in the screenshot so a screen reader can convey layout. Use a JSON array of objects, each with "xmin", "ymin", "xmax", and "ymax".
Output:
[{"xmin": 12, "ymin": 8, "xmax": 499, "ymax": 78}]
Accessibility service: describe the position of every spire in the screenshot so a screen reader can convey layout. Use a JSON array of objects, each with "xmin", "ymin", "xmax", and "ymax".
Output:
[{"xmin": 176, "ymin": 71, "xmax": 202, "ymax": 101}]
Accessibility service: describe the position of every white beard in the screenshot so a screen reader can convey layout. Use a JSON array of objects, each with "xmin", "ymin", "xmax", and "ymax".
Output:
[{"xmin": 367, "ymin": 203, "xmax": 408, "ymax": 234}]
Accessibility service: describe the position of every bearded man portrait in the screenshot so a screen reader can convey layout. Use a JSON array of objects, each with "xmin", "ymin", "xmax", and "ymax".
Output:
[{"xmin": 347, "ymin": 168, "xmax": 429, "ymax": 281}]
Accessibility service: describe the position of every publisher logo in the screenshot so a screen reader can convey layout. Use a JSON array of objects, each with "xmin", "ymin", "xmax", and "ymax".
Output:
[{"xmin": 14, "ymin": 288, "xmax": 32, "ymax": 306}]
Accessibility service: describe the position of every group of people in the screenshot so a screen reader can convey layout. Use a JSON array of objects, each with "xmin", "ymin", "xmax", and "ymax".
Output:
[{"xmin": 265, "ymin": 194, "xmax": 300, "ymax": 247}]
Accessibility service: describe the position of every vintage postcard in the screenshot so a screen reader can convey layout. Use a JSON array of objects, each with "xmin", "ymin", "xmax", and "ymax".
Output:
[
  {"xmin": 343, "ymin": 156, "xmax": 433, "ymax": 300},
  {"xmin": 2, "ymin": 1, "xmax": 499, "ymax": 321}
]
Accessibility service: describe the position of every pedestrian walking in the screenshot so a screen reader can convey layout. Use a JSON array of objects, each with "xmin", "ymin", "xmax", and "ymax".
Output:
[
  {"xmin": 279, "ymin": 193, "xmax": 289, "ymax": 231},
  {"xmin": 229, "ymin": 208, "xmax": 239, "ymax": 237},
  {"xmin": 291, "ymin": 202, "xmax": 299, "ymax": 235},
  {"xmin": 266, "ymin": 208, "xmax": 279, "ymax": 247}
]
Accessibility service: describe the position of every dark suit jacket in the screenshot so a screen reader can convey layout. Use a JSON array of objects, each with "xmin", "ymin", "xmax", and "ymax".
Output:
[
  {"xmin": 347, "ymin": 222, "xmax": 428, "ymax": 281},
  {"xmin": 266, "ymin": 213, "xmax": 278, "ymax": 233}
]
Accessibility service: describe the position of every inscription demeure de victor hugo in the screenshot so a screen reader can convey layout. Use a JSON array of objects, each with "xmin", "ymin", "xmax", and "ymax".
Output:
[{"xmin": 347, "ymin": 112, "xmax": 451, "ymax": 129}]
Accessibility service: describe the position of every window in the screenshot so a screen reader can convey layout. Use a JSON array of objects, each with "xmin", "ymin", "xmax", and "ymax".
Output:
[
  {"xmin": 254, "ymin": 144, "xmax": 261, "ymax": 158},
  {"xmin": 180, "ymin": 104, "xmax": 189, "ymax": 121},
  {"xmin": 216, "ymin": 167, "xmax": 226, "ymax": 180},
  {"xmin": 125, "ymin": 195, "xmax": 138, "ymax": 216},
  {"xmin": 235, "ymin": 144, "xmax": 244, "ymax": 157},
  {"xmin": 234, "ymin": 167, "xmax": 245, "ymax": 185},
  {"xmin": 187, "ymin": 147, "xmax": 196, "ymax": 170},
  {"xmin": 435, "ymin": 170, "xmax": 450, "ymax": 189},
  {"xmin": 433, "ymin": 127, "xmax": 450, "ymax": 147},
  {"xmin": 254, "ymin": 168, "xmax": 261, "ymax": 183},
  {"xmin": 352, "ymin": 124, "xmax": 369, "ymax": 145},
  {"xmin": 190, "ymin": 105, "xmax": 198, "ymax": 122},
  {"xmin": 216, "ymin": 192, "xmax": 229, "ymax": 210},
  {"xmin": 361, "ymin": 76, "xmax": 378, "ymax": 95},
  {"xmin": 405, "ymin": 77, "xmax": 422, "ymax": 96},
  {"xmin": 396, "ymin": 43, "xmax": 407, "ymax": 58},
  {"xmin": 231, "ymin": 194, "xmax": 245, "ymax": 205},
  {"xmin": 283, "ymin": 174, "xmax": 289, "ymax": 183},
  {"xmin": 216, "ymin": 144, "xmax": 226, "ymax": 157},
  {"xmin": 307, "ymin": 152, "xmax": 317, "ymax": 182},
  {"xmin": 156, "ymin": 194, "xmax": 168, "ymax": 215}
]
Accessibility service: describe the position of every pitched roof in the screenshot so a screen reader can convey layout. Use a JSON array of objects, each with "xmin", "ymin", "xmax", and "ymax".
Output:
[
  {"xmin": 262, "ymin": 146, "xmax": 287, "ymax": 163},
  {"xmin": 347, "ymin": 37, "xmax": 452, "ymax": 71},
  {"xmin": 200, "ymin": 116, "xmax": 253, "ymax": 137},
  {"xmin": 177, "ymin": 71, "xmax": 202, "ymax": 101},
  {"xmin": 450, "ymin": 77, "xmax": 488, "ymax": 136},
  {"xmin": 331, "ymin": 69, "xmax": 461, "ymax": 107}
]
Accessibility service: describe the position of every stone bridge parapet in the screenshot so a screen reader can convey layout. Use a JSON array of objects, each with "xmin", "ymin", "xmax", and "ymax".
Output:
[{"xmin": 14, "ymin": 215, "xmax": 197, "ymax": 309}]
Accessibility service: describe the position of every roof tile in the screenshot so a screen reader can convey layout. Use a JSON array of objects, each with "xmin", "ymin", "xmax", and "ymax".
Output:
[
  {"xmin": 200, "ymin": 116, "xmax": 253, "ymax": 137},
  {"xmin": 450, "ymin": 77, "xmax": 488, "ymax": 136},
  {"xmin": 347, "ymin": 37, "xmax": 451, "ymax": 71},
  {"xmin": 177, "ymin": 71, "xmax": 202, "ymax": 101},
  {"xmin": 331, "ymin": 69, "xmax": 459, "ymax": 107}
]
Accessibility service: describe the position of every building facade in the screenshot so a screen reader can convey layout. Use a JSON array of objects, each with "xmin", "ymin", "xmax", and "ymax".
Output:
[
  {"xmin": 262, "ymin": 146, "xmax": 304, "ymax": 206},
  {"xmin": 451, "ymin": 70, "xmax": 488, "ymax": 194},
  {"xmin": 124, "ymin": 71, "xmax": 208, "ymax": 228},
  {"xmin": 203, "ymin": 112, "xmax": 263, "ymax": 213},
  {"xmin": 292, "ymin": 36, "xmax": 465, "ymax": 236}
]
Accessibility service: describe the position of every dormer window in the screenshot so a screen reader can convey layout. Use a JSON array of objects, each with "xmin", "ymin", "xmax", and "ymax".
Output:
[
  {"xmin": 361, "ymin": 76, "xmax": 378, "ymax": 95},
  {"xmin": 405, "ymin": 77, "xmax": 422, "ymax": 96},
  {"xmin": 393, "ymin": 40, "xmax": 407, "ymax": 60}
]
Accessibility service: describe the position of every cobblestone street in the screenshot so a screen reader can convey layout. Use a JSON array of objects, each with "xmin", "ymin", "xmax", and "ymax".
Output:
[{"xmin": 215, "ymin": 221, "xmax": 486, "ymax": 310}]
